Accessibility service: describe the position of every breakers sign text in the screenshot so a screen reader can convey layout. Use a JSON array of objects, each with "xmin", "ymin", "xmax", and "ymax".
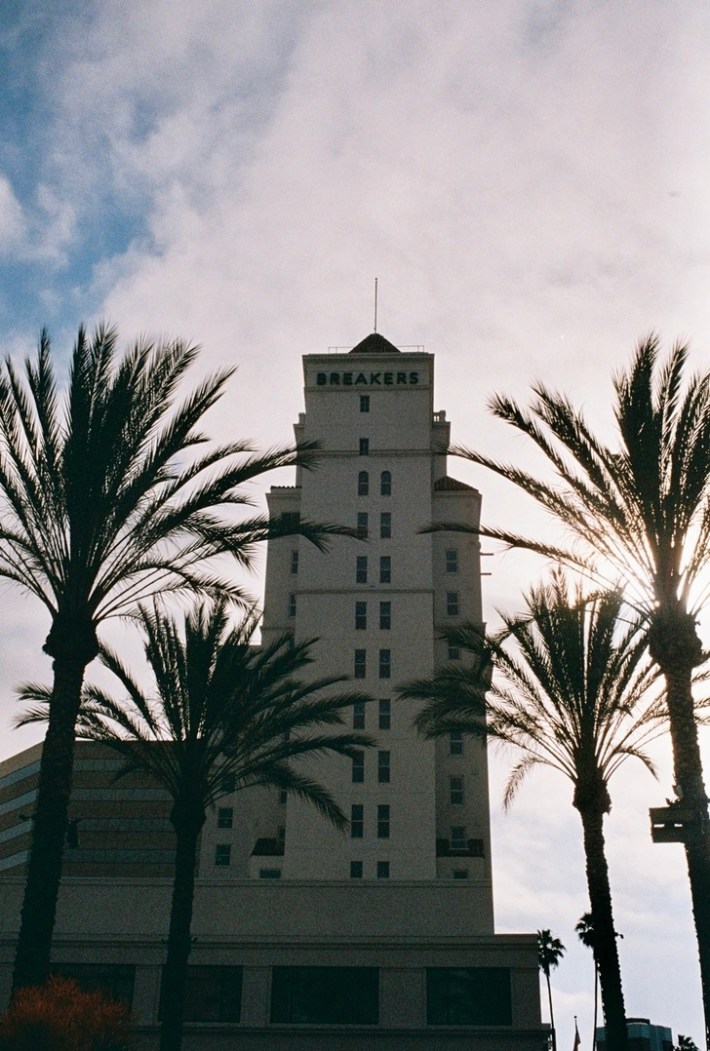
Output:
[{"xmin": 316, "ymin": 371, "xmax": 420, "ymax": 387}]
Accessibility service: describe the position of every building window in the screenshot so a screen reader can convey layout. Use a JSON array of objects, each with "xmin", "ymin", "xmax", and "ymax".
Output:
[
  {"xmin": 350, "ymin": 860, "xmax": 363, "ymax": 878},
  {"xmin": 376, "ymin": 861, "xmax": 390, "ymax": 879},
  {"xmin": 446, "ymin": 591, "xmax": 459, "ymax": 616},
  {"xmin": 352, "ymin": 751, "xmax": 365, "ymax": 783},
  {"xmin": 449, "ymin": 731, "xmax": 464, "ymax": 756},
  {"xmin": 445, "ymin": 549, "xmax": 458, "ymax": 573},
  {"xmin": 360, "ymin": 394, "xmax": 370, "ymax": 413},
  {"xmin": 378, "ymin": 750, "xmax": 391, "ymax": 783},
  {"xmin": 378, "ymin": 698, "xmax": 391, "ymax": 730},
  {"xmin": 289, "ymin": 550, "xmax": 299, "ymax": 575},
  {"xmin": 380, "ymin": 470, "xmax": 392, "ymax": 496},
  {"xmin": 448, "ymin": 644, "xmax": 461, "ymax": 660},
  {"xmin": 351, "ymin": 804, "xmax": 364, "ymax": 838},
  {"xmin": 358, "ymin": 470, "xmax": 369, "ymax": 496},
  {"xmin": 453, "ymin": 869, "xmax": 469, "ymax": 880},
  {"xmin": 259, "ymin": 868, "xmax": 282, "ymax": 879},
  {"xmin": 359, "ymin": 437, "xmax": 370, "ymax": 455},
  {"xmin": 379, "ymin": 601, "xmax": 391, "ymax": 630},
  {"xmin": 356, "ymin": 556, "xmax": 368, "ymax": 584},
  {"xmin": 354, "ymin": 649, "xmax": 366, "ymax": 679},
  {"xmin": 214, "ymin": 844, "xmax": 231, "ymax": 867},
  {"xmin": 217, "ymin": 807, "xmax": 233, "ymax": 829},
  {"xmin": 380, "ymin": 511, "xmax": 392, "ymax": 538},
  {"xmin": 451, "ymin": 826, "xmax": 467, "ymax": 851},
  {"xmin": 353, "ymin": 700, "xmax": 366, "ymax": 730},
  {"xmin": 52, "ymin": 963, "xmax": 135, "ymax": 1009},
  {"xmin": 426, "ymin": 968, "xmax": 512, "ymax": 1026},
  {"xmin": 379, "ymin": 556, "xmax": 391, "ymax": 584},
  {"xmin": 379, "ymin": 649, "xmax": 391, "ymax": 680},
  {"xmin": 377, "ymin": 804, "xmax": 390, "ymax": 839},
  {"xmin": 288, "ymin": 593, "xmax": 296, "ymax": 617},
  {"xmin": 160, "ymin": 965, "xmax": 243, "ymax": 1023},
  {"xmin": 356, "ymin": 511, "xmax": 369, "ymax": 538},
  {"xmin": 450, "ymin": 776, "xmax": 464, "ymax": 805},
  {"xmin": 355, "ymin": 601, "xmax": 367, "ymax": 630},
  {"xmin": 270, "ymin": 967, "xmax": 379, "ymax": 1025},
  {"xmin": 279, "ymin": 788, "xmax": 288, "ymax": 805},
  {"xmin": 219, "ymin": 772, "xmax": 236, "ymax": 794}
]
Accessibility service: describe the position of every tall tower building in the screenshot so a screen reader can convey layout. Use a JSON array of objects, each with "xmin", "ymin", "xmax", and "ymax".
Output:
[{"xmin": 262, "ymin": 332, "xmax": 492, "ymax": 898}]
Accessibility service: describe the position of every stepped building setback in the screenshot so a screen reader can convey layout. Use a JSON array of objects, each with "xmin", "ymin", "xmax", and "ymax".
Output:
[{"xmin": 0, "ymin": 332, "xmax": 544, "ymax": 1048}]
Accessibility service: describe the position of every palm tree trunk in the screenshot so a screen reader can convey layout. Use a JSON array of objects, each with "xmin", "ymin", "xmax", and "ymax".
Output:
[
  {"xmin": 651, "ymin": 612, "xmax": 710, "ymax": 1051},
  {"xmin": 160, "ymin": 805, "xmax": 204, "ymax": 1051},
  {"xmin": 578, "ymin": 806, "xmax": 628, "ymax": 1051},
  {"xmin": 546, "ymin": 973, "xmax": 557, "ymax": 1051},
  {"xmin": 11, "ymin": 654, "xmax": 87, "ymax": 992}
]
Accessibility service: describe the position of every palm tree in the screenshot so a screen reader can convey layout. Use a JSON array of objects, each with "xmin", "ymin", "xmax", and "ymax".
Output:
[
  {"xmin": 436, "ymin": 336, "xmax": 710, "ymax": 1044},
  {"xmin": 1, "ymin": 324, "xmax": 341, "ymax": 991},
  {"xmin": 402, "ymin": 571, "xmax": 667, "ymax": 1051},
  {"xmin": 537, "ymin": 929, "xmax": 566, "ymax": 1051},
  {"xmin": 577, "ymin": 912, "xmax": 599, "ymax": 1050},
  {"xmin": 20, "ymin": 599, "xmax": 374, "ymax": 1051}
]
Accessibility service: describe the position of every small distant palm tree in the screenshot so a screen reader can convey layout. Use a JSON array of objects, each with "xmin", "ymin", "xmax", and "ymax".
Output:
[
  {"xmin": 537, "ymin": 929, "xmax": 566, "ymax": 1051},
  {"xmin": 402, "ymin": 571, "xmax": 668, "ymax": 1051},
  {"xmin": 1, "ymin": 324, "xmax": 343, "ymax": 991},
  {"xmin": 675, "ymin": 1036, "xmax": 700, "ymax": 1051},
  {"xmin": 20, "ymin": 599, "xmax": 373, "ymax": 1051},
  {"xmin": 577, "ymin": 912, "xmax": 599, "ymax": 1049}
]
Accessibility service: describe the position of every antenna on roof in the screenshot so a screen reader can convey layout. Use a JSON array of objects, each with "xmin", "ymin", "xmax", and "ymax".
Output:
[{"xmin": 373, "ymin": 277, "xmax": 378, "ymax": 333}]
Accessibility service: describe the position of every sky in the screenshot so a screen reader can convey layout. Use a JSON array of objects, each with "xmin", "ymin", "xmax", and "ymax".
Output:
[{"xmin": 1, "ymin": 0, "xmax": 709, "ymax": 1044}]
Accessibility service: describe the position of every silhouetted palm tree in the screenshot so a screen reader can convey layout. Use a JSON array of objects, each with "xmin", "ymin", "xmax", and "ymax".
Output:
[
  {"xmin": 577, "ymin": 912, "xmax": 600, "ymax": 1049},
  {"xmin": 537, "ymin": 929, "xmax": 566, "ymax": 1051},
  {"xmin": 1, "ymin": 324, "xmax": 340, "ymax": 991},
  {"xmin": 403, "ymin": 571, "xmax": 666, "ymax": 1051},
  {"xmin": 20, "ymin": 599, "xmax": 373, "ymax": 1051},
  {"xmin": 436, "ymin": 337, "xmax": 710, "ymax": 1043}
]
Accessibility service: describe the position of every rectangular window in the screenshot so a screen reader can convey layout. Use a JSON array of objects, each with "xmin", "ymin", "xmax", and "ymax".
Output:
[
  {"xmin": 360, "ymin": 394, "xmax": 370, "ymax": 413},
  {"xmin": 453, "ymin": 869, "xmax": 469, "ymax": 880},
  {"xmin": 379, "ymin": 556, "xmax": 391, "ymax": 583},
  {"xmin": 355, "ymin": 601, "xmax": 367, "ymax": 630},
  {"xmin": 380, "ymin": 512, "xmax": 391, "ymax": 539},
  {"xmin": 220, "ymin": 772, "xmax": 236, "ymax": 794},
  {"xmin": 446, "ymin": 591, "xmax": 459, "ymax": 616},
  {"xmin": 259, "ymin": 868, "xmax": 282, "ymax": 879},
  {"xmin": 354, "ymin": 649, "xmax": 366, "ymax": 679},
  {"xmin": 451, "ymin": 826, "xmax": 467, "ymax": 851},
  {"xmin": 426, "ymin": 968, "xmax": 512, "ymax": 1026},
  {"xmin": 279, "ymin": 788, "xmax": 288, "ymax": 805},
  {"xmin": 288, "ymin": 593, "xmax": 296, "ymax": 617},
  {"xmin": 379, "ymin": 649, "xmax": 391, "ymax": 680},
  {"xmin": 379, "ymin": 601, "xmax": 391, "ymax": 630},
  {"xmin": 378, "ymin": 750, "xmax": 391, "ymax": 784},
  {"xmin": 353, "ymin": 700, "xmax": 366, "ymax": 730},
  {"xmin": 359, "ymin": 437, "xmax": 369, "ymax": 455},
  {"xmin": 448, "ymin": 644, "xmax": 461, "ymax": 660},
  {"xmin": 351, "ymin": 804, "xmax": 364, "ymax": 838},
  {"xmin": 450, "ymin": 730, "xmax": 464, "ymax": 756},
  {"xmin": 356, "ymin": 511, "xmax": 369, "ymax": 538},
  {"xmin": 290, "ymin": 550, "xmax": 299, "ymax": 574},
  {"xmin": 160, "ymin": 965, "xmax": 243, "ymax": 1023},
  {"xmin": 356, "ymin": 556, "xmax": 368, "ymax": 584},
  {"xmin": 450, "ymin": 776, "xmax": 464, "ymax": 805},
  {"xmin": 214, "ymin": 844, "xmax": 231, "ymax": 867},
  {"xmin": 378, "ymin": 698, "xmax": 391, "ymax": 730},
  {"xmin": 380, "ymin": 471, "xmax": 392, "ymax": 496},
  {"xmin": 51, "ymin": 963, "xmax": 135, "ymax": 1009},
  {"xmin": 270, "ymin": 967, "xmax": 379, "ymax": 1024},
  {"xmin": 358, "ymin": 470, "xmax": 369, "ymax": 496},
  {"xmin": 376, "ymin": 861, "xmax": 390, "ymax": 879},
  {"xmin": 352, "ymin": 751, "xmax": 365, "ymax": 784},
  {"xmin": 350, "ymin": 860, "xmax": 363, "ymax": 878},
  {"xmin": 377, "ymin": 804, "xmax": 390, "ymax": 839},
  {"xmin": 445, "ymin": 549, "xmax": 458, "ymax": 573},
  {"xmin": 217, "ymin": 807, "xmax": 233, "ymax": 829}
]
